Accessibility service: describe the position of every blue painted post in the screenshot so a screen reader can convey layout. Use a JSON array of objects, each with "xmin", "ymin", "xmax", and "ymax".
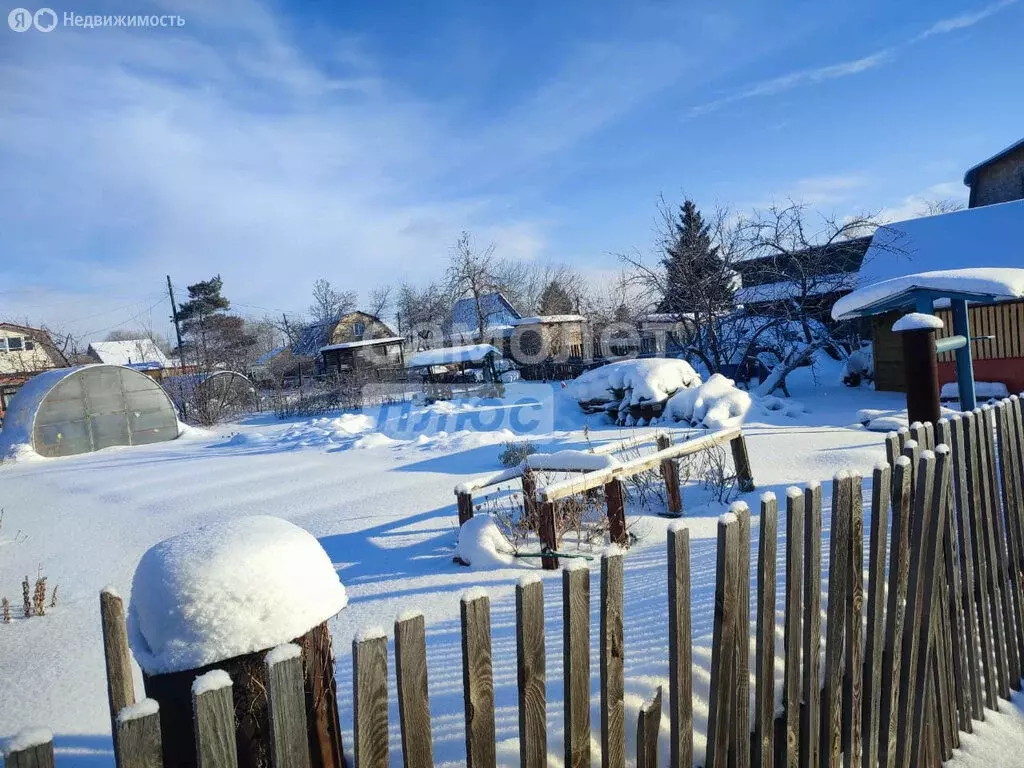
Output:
[{"xmin": 950, "ymin": 299, "xmax": 977, "ymax": 411}]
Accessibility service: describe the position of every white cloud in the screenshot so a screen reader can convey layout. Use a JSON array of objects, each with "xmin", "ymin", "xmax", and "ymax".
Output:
[
  {"xmin": 878, "ymin": 181, "xmax": 968, "ymax": 223},
  {"xmin": 913, "ymin": 0, "xmax": 1019, "ymax": 41}
]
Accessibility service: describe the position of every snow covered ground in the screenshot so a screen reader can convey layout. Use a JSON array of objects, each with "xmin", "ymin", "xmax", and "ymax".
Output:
[{"xmin": 0, "ymin": 362, "xmax": 933, "ymax": 766}]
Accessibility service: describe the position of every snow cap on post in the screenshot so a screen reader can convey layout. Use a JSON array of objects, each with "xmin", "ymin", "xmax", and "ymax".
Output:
[
  {"xmin": 127, "ymin": 516, "xmax": 348, "ymax": 675},
  {"xmin": 892, "ymin": 312, "xmax": 944, "ymax": 333}
]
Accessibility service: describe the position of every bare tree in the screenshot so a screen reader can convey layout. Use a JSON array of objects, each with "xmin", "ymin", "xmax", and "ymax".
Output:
[
  {"xmin": 397, "ymin": 281, "xmax": 451, "ymax": 348},
  {"xmin": 309, "ymin": 278, "xmax": 357, "ymax": 324},
  {"xmin": 922, "ymin": 198, "xmax": 965, "ymax": 216},
  {"xmin": 446, "ymin": 231, "xmax": 501, "ymax": 341},
  {"xmin": 366, "ymin": 285, "xmax": 393, "ymax": 320}
]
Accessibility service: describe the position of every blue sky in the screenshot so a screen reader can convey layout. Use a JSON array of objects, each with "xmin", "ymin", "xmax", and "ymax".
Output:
[{"xmin": 1, "ymin": 0, "xmax": 1021, "ymax": 340}]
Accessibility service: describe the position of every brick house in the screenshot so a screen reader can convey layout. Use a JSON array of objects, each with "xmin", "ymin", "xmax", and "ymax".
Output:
[{"xmin": 964, "ymin": 137, "xmax": 1024, "ymax": 208}]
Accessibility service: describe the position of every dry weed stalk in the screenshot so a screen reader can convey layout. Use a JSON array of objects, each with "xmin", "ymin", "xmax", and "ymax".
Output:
[
  {"xmin": 33, "ymin": 576, "xmax": 47, "ymax": 617},
  {"xmin": 1, "ymin": 597, "xmax": 10, "ymax": 624},
  {"xmin": 50, "ymin": 584, "xmax": 59, "ymax": 608},
  {"xmin": 22, "ymin": 576, "xmax": 32, "ymax": 618}
]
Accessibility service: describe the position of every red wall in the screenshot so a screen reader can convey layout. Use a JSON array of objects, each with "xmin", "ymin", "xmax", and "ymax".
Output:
[{"xmin": 937, "ymin": 358, "xmax": 1024, "ymax": 397}]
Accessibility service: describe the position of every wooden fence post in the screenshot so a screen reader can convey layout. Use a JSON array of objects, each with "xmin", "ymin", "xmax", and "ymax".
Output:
[
  {"xmin": 706, "ymin": 513, "xmax": 740, "ymax": 768},
  {"xmin": 461, "ymin": 591, "xmax": 496, "ymax": 768},
  {"xmin": 880, "ymin": 456, "xmax": 913, "ymax": 768},
  {"xmin": 843, "ymin": 471, "xmax": 864, "ymax": 767},
  {"xmin": 516, "ymin": 576, "xmax": 547, "ymax": 768},
  {"xmin": 265, "ymin": 644, "xmax": 312, "ymax": 768},
  {"xmin": 909, "ymin": 448, "xmax": 953, "ymax": 766},
  {"xmin": 636, "ymin": 687, "xmax": 663, "ymax": 768},
  {"xmin": 3, "ymin": 729, "xmax": 56, "ymax": 768},
  {"xmin": 753, "ymin": 493, "xmax": 777, "ymax": 768},
  {"xmin": 605, "ymin": 480, "xmax": 629, "ymax": 547},
  {"xmin": 538, "ymin": 501, "xmax": 559, "ymax": 570},
  {"xmin": 895, "ymin": 450, "xmax": 936, "ymax": 767},
  {"xmin": 821, "ymin": 472, "xmax": 851, "ymax": 768},
  {"xmin": 732, "ymin": 502, "xmax": 752, "ymax": 768},
  {"xmin": 457, "ymin": 492, "xmax": 475, "ymax": 526},
  {"xmin": 668, "ymin": 525, "xmax": 693, "ymax": 768},
  {"xmin": 730, "ymin": 434, "xmax": 756, "ymax": 492},
  {"xmin": 563, "ymin": 563, "xmax": 592, "ymax": 768},
  {"xmin": 601, "ymin": 552, "xmax": 626, "ymax": 768},
  {"xmin": 862, "ymin": 463, "xmax": 891, "ymax": 768},
  {"xmin": 395, "ymin": 613, "xmax": 434, "ymax": 768},
  {"xmin": 657, "ymin": 434, "xmax": 683, "ymax": 516},
  {"xmin": 115, "ymin": 701, "xmax": 164, "ymax": 768},
  {"xmin": 800, "ymin": 481, "xmax": 822, "ymax": 768},
  {"xmin": 885, "ymin": 432, "xmax": 900, "ymax": 472},
  {"xmin": 101, "ymin": 588, "xmax": 137, "ymax": 722},
  {"xmin": 354, "ymin": 631, "xmax": 389, "ymax": 768},
  {"xmin": 781, "ymin": 489, "xmax": 803, "ymax": 768},
  {"xmin": 192, "ymin": 671, "xmax": 239, "ymax": 768},
  {"xmin": 521, "ymin": 469, "xmax": 538, "ymax": 529}
]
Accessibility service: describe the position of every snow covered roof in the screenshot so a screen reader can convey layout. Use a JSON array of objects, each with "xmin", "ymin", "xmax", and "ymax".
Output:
[
  {"xmin": 445, "ymin": 293, "xmax": 520, "ymax": 336},
  {"xmin": 320, "ymin": 336, "xmax": 403, "ymax": 352},
  {"xmin": 735, "ymin": 274, "xmax": 855, "ymax": 304},
  {"xmin": 127, "ymin": 516, "xmax": 348, "ymax": 674},
  {"xmin": 406, "ymin": 344, "xmax": 501, "ymax": 368},
  {"xmin": 964, "ymin": 136, "xmax": 1024, "ymax": 186},
  {"xmin": 446, "ymin": 325, "xmax": 515, "ymax": 343},
  {"xmin": 641, "ymin": 313, "xmax": 694, "ymax": 323},
  {"xmin": 254, "ymin": 347, "xmax": 287, "ymax": 367},
  {"xmin": 89, "ymin": 339, "xmax": 169, "ymax": 369},
  {"xmin": 856, "ymin": 199, "xmax": 1024, "ymax": 288},
  {"xmin": 832, "ymin": 268, "xmax": 1024, "ymax": 320},
  {"xmin": 511, "ymin": 315, "xmax": 587, "ymax": 325}
]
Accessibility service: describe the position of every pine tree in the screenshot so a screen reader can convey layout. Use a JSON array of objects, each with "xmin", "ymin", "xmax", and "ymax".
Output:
[
  {"xmin": 658, "ymin": 200, "xmax": 733, "ymax": 315},
  {"xmin": 175, "ymin": 276, "xmax": 231, "ymax": 369},
  {"xmin": 537, "ymin": 280, "xmax": 574, "ymax": 315}
]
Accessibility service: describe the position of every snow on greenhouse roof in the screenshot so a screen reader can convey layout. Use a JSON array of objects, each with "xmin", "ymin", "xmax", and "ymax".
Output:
[
  {"xmin": 406, "ymin": 344, "xmax": 501, "ymax": 368},
  {"xmin": 0, "ymin": 366, "xmax": 85, "ymax": 455},
  {"xmin": 832, "ymin": 268, "xmax": 1024, "ymax": 320},
  {"xmin": 127, "ymin": 516, "xmax": 348, "ymax": 674},
  {"xmin": 856, "ymin": 199, "xmax": 1024, "ymax": 288}
]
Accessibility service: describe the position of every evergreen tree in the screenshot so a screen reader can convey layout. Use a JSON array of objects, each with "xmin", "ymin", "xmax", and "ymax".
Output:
[
  {"xmin": 658, "ymin": 200, "xmax": 733, "ymax": 315},
  {"xmin": 175, "ymin": 275, "xmax": 231, "ymax": 369},
  {"xmin": 537, "ymin": 280, "xmax": 574, "ymax": 315}
]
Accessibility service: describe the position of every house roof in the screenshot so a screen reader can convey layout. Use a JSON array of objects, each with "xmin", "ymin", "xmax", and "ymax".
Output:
[
  {"xmin": 445, "ymin": 292, "xmax": 520, "ymax": 336},
  {"xmin": 0, "ymin": 322, "xmax": 70, "ymax": 366},
  {"xmin": 88, "ymin": 339, "xmax": 170, "ymax": 368},
  {"xmin": 320, "ymin": 336, "xmax": 403, "ymax": 352},
  {"xmin": 734, "ymin": 236, "xmax": 871, "ymax": 287},
  {"xmin": 964, "ymin": 136, "xmax": 1024, "ymax": 186},
  {"xmin": 292, "ymin": 311, "xmax": 396, "ymax": 357},
  {"xmin": 511, "ymin": 315, "xmax": 587, "ymax": 325},
  {"xmin": 854, "ymin": 199, "xmax": 1024, "ymax": 289}
]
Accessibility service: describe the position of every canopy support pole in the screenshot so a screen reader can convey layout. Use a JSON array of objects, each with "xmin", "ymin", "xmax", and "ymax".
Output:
[{"xmin": 950, "ymin": 298, "xmax": 977, "ymax": 412}]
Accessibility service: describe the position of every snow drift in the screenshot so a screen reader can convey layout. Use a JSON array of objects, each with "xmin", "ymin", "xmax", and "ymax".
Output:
[
  {"xmin": 127, "ymin": 516, "xmax": 348, "ymax": 674},
  {"xmin": 663, "ymin": 373, "xmax": 752, "ymax": 429},
  {"xmin": 567, "ymin": 359, "xmax": 701, "ymax": 424},
  {"xmin": 454, "ymin": 515, "xmax": 518, "ymax": 569}
]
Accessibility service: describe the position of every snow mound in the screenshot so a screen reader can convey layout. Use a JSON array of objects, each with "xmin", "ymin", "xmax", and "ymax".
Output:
[
  {"xmin": 568, "ymin": 359, "xmax": 701, "ymax": 423},
  {"xmin": 940, "ymin": 381, "xmax": 1008, "ymax": 401},
  {"xmin": 117, "ymin": 699, "xmax": 159, "ymax": 723},
  {"xmin": 892, "ymin": 312, "xmax": 944, "ymax": 332},
  {"xmin": 663, "ymin": 373, "xmax": 752, "ymax": 429},
  {"xmin": 454, "ymin": 515, "xmax": 517, "ymax": 569},
  {"xmin": 192, "ymin": 670, "xmax": 232, "ymax": 695},
  {"xmin": 4, "ymin": 727, "xmax": 52, "ymax": 755},
  {"xmin": 128, "ymin": 516, "xmax": 348, "ymax": 675}
]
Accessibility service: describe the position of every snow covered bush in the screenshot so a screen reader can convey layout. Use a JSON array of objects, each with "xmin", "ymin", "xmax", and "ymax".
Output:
[
  {"xmin": 127, "ymin": 516, "xmax": 348, "ymax": 674},
  {"xmin": 663, "ymin": 373, "xmax": 752, "ymax": 429},
  {"xmin": 453, "ymin": 515, "xmax": 517, "ymax": 568},
  {"xmin": 498, "ymin": 439, "xmax": 538, "ymax": 467},
  {"xmin": 567, "ymin": 358, "xmax": 701, "ymax": 425}
]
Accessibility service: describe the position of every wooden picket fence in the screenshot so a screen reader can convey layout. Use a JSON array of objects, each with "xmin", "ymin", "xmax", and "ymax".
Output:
[{"xmin": 8, "ymin": 395, "xmax": 1024, "ymax": 768}]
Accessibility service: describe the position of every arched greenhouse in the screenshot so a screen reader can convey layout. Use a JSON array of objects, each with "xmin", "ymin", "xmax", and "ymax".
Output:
[{"xmin": 1, "ymin": 365, "xmax": 180, "ymax": 457}]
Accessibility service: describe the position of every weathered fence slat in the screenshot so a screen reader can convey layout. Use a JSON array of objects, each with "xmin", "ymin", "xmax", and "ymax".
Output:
[
  {"xmin": 192, "ymin": 672, "xmax": 239, "ymax": 768},
  {"xmin": 996, "ymin": 402, "xmax": 1024, "ymax": 688},
  {"xmin": 965, "ymin": 410, "xmax": 1000, "ymax": 710},
  {"xmin": 657, "ymin": 434, "xmax": 683, "ymax": 516},
  {"xmin": 732, "ymin": 502, "xmax": 752, "ymax": 768},
  {"xmin": 843, "ymin": 472, "xmax": 864, "ymax": 768},
  {"xmin": 605, "ymin": 480, "xmax": 629, "ymax": 548},
  {"xmin": 516, "ymin": 577, "xmax": 548, "ymax": 768},
  {"xmin": 706, "ymin": 514, "xmax": 740, "ymax": 768},
  {"xmin": 782, "ymin": 489, "xmax": 803, "ymax": 768},
  {"xmin": 667, "ymin": 526, "xmax": 693, "ymax": 768},
  {"xmin": 909, "ymin": 448, "xmax": 953, "ymax": 767},
  {"xmin": 601, "ymin": 552, "xmax": 626, "ymax": 768},
  {"xmin": 539, "ymin": 501, "xmax": 559, "ymax": 570},
  {"xmin": 800, "ymin": 482, "xmax": 823, "ymax": 768},
  {"xmin": 880, "ymin": 457, "xmax": 914, "ymax": 768},
  {"xmin": 116, "ymin": 701, "xmax": 163, "ymax": 768},
  {"xmin": 4, "ymin": 731, "xmax": 56, "ymax": 768},
  {"xmin": 821, "ymin": 472, "xmax": 851, "ymax": 768},
  {"xmin": 885, "ymin": 432, "xmax": 900, "ymax": 473},
  {"xmin": 730, "ymin": 434, "xmax": 756, "ymax": 492},
  {"xmin": 395, "ymin": 613, "xmax": 435, "ymax": 768},
  {"xmin": 265, "ymin": 645, "xmax": 312, "ymax": 768},
  {"xmin": 354, "ymin": 632, "xmax": 390, "ymax": 768},
  {"xmin": 895, "ymin": 450, "xmax": 937, "ymax": 767},
  {"xmin": 564, "ymin": 564, "xmax": 591, "ymax": 768},
  {"xmin": 101, "ymin": 589, "xmax": 137, "ymax": 721},
  {"xmin": 635, "ymin": 687, "xmax": 663, "ymax": 768},
  {"xmin": 754, "ymin": 493, "xmax": 778, "ymax": 768},
  {"xmin": 461, "ymin": 592, "xmax": 496, "ymax": 768},
  {"xmin": 976, "ymin": 407, "xmax": 1011, "ymax": 699},
  {"xmin": 863, "ymin": 463, "xmax": 891, "ymax": 768}
]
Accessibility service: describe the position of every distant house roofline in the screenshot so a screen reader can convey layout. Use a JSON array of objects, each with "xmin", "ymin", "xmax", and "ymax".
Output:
[{"xmin": 964, "ymin": 136, "xmax": 1024, "ymax": 186}]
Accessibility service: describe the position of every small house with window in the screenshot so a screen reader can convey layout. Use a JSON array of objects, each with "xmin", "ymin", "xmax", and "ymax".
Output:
[
  {"xmin": 316, "ymin": 312, "xmax": 404, "ymax": 374},
  {"xmin": 0, "ymin": 322, "xmax": 70, "ymax": 422}
]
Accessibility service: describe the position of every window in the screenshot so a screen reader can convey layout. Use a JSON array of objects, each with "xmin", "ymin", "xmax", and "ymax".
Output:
[
  {"xmin": 353, "ymin": 321, "xmax": 366, "ymax": 337},
  {"xmin": 24, "ymin": 340, "xmax": 34, "ymax": 350},
  {"xmin": 7, "ymin": 337, "xmax": 23, "ymax": 351}
]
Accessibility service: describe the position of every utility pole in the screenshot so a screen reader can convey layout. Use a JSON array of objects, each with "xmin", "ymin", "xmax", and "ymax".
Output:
[{"xmin": 166, "ymin": 275, "xmax": 185, "ymax": 356}]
